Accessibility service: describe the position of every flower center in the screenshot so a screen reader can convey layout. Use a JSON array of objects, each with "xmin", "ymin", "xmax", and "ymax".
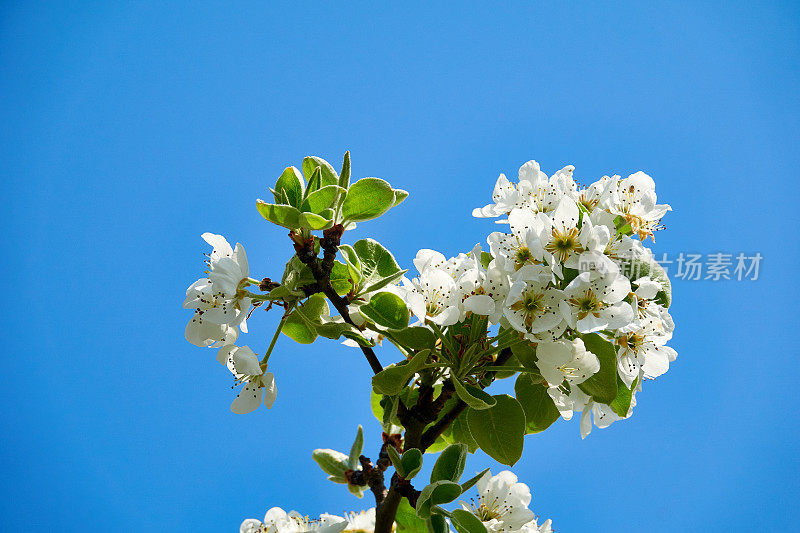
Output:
[
  {"xmin": 510, "ymin": 290, "xmax": 547, "ymax": 329},
  {"xmin": 618, "ymin": 333, "xmax": 645, "ymax": 352},
  {"xmin": 545, "ymin": 227, "xmax": 584, "ymax": 263},
  {"xmin": 515, "ymin": 246, "xmax": 534, "ymax": 269},
  {"xmin": 473, "ymin": 503, "xmax": 503, "ymax": 522},
  {"xmin": 568, "ymin": 290, "xmax": 604, "ymax": 320}
]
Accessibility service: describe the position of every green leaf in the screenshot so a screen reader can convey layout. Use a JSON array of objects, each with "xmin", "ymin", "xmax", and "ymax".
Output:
[
  {"xmin": 360, "ymin": 269, "xmax": 407, "ymax": 296},
  {"xmin": 395, "ymin": 498, "xmax": 428, "ymax": 533},
  {"xmin": 300, "ymin": 212, "xmax": 332, "ymax": 230},
  {"xmin": 426, "ymin": 515, "xmax": 449, "ymax": 533},
  {"xmin": 360, "ymin": 291, "xmax": 410, "ymax": 330},
  {"xmin": 312, "ymin": 448, "xmax": 348, "ymax": 477},
  {"xmin": 452, "ymin": 379, "xmax": 497, "ymax": 410},
  {"xmin": 339, "ymin": 151, "xmax": 351, "ymax": 189},
  {"xmin": 578, "ymin": 333, "xmax": 619, "ymax": 404},
  {"xmin": 430, "ymin": 444, "xmax": 467, "ymax": 483},
  {"xmin": 392, "ymin": 188, "xmax": 409, "ymax": 207},
  {"xmin": 450, "ymin": 510, "xmax": 488, "ymax": 533},
  {"xmin": 459, "ymin": 468, "xmax": 489, "ymax": 493},
  {"xmin": 492, "ymin": 354, "xmax": 522, "ymax": 380},
  {"xmin": 510, "ymin": 342, "xmax": 538, "ymax": 369},
  {"xmin": 610, "ymin": 377, "xmax": 637, "ymax": 417},
  {"xmin": 467, "ymin": 395, "xmax": 526, "ymax": 466},
  {"xmin": 353, "ymin": 238, "xmax": 402, "ymax": 293},
  {"xmin": 339, "ymin": 244, "xmax": 362, "ymax": 287},
  {"xmin": 301, "ymin": 185, "xmax": 345, "ymax": 215},
  {"xmin": 273, "ymin": 166, "xmax": 305, "ymax": 208},
  {"xmin": 330, "ymin": 260, "xmax": 355, "ymax": 296},
  {"xmin": 416, "ymin": 480, "xmax": 462, "ymax": 519},
  {"xmin": 256, "ymin": 201, "xmax": 302, "ymax": 230},
  {"xmin": 282, "ymin": 294, "xmax": 328, "ymax": 344},
  {"xmin": 313, "ymin": 318, "xmax": 355, "ymax": 340},
  {"xmin": 450, "ymin": 414, "xmax": 479, "ymax": 453},
  {"xmin": 341, "ymin": 177, "xmax": 396, "ymax": 223},
  {"xmin": 514, "ymin": 374, "xmax": 560, "ymax": 434},
  {"xmin": 425, "ymin": 435, "xmax": 450, "ymax": 453},
  {"xmin": 342, "ymin": 330, "xmax": 374, "ymax": 347},
  {"xmin": 479, "ymin": 252, "xmax": 493, "ymax": 270},
  {"xmin": 302, "ymin": 156, "xmax": 339, "ymax": 191},
  {"xmin": 348, "ymin": 425, "xmax": 364, "ymax": 470},
  {"xmin": 387, "ymin": 327, "xmax": 436, "ymax": 351},
  {"xmin": 400, "ymin": 448, "xmax": 423, "ymax": 479},
  {"xmin": 372, "ymin": 350, "xmax": 430, "ymax": 396}
]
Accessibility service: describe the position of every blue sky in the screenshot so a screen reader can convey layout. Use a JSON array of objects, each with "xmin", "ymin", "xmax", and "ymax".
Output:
[{"xmin": 2, "ymin": 2, "xmax": 799, "ymax": 531}]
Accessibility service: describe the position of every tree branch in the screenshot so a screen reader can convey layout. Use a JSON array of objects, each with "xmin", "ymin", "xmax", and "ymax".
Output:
[
  {"xmin": 420, "ymin": 346, "xmax": 514, "ymax": 450},
  {"xmin": 293, "ymin": 226, "xmax": 384, "ymax": 375}
]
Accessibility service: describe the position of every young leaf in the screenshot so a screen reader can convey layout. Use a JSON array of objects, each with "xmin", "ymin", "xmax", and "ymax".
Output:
[
  {"xmin": 577, "ymin": 333, "xmax": 619, "ymax": 404},
  {"xmin": 339, "ymin": 244, "xmax": 362, "ymax": 287},
  {"xmin": 452, "ymin": 379, "xmax": 497, "ymax": 410},
  {"xmin": 348, "ymin": 425, "xmax": 364, "ymax": 470},
  {"xmin": 466, "ymin": 395, "xmax": 526, "ymax": 466},
  {"xmin": 360, "ymin": 291, "xmax": 410, "ymax": 330},
  {"xmin": 372, "ymin": 350, "xmax": 430, "ymax": 395},
  {"xmin": 416, "ymin": 480, "xmax": 462, "ymax": 519},
  {"xmin": 459, "ymin": 468, "xmax": 489, "ymax": 493},
  {"xmin": 341, "ymin": 177, "xmax": 396, "ymax": 223},
  {"xmin": 359, "ymin": 269, "xmax": 407, "ymax": 296},
  {"xmin": 282, "ymin": 295, "xmax": 328, "ymax": 344},
  {"xmin": 514, "ymin": 374, "xmax": 560, "ymax": 434},
  {"xmin": 386, "ymin": 445, "xmax": 403, "ymax": 474},
  {"xmin": 339, "ymin": 151, "xmax": 351, "ymax": 189},
  {"xmin": 301, "ymin": 185, "xmax": 346, "ymax": 215},
  {"xmin": 426, "ymin": 514, "xmax": 449, "ymax": 533},
  {"xmin": 450, "ymin": 509, "xmax": 488, "ymax": 533},
  {"xmin": 386, "ymin": 327, "xmax": 436, "ymax": 351},
  {"xmin": 300, "ymin": 212, "xmax": 333, "ymax": 230},
  {"xmin": 256, "ymin": 200, "xmax": 302, "ymax": 230},
  {"xmin": 392, "ymin": 188, "xmax": 409, "ymax": 207},
  {"xmin": 312, "ymin": 448, "xmax": 348, "ymax": 477},
  {"xmin": 330, "ymin": 260, "xmax": 355, "ymax": 296},
  {"xmin": 400, "ymin": 448, "xmax": 423, "ymax": 479},
  {"xmin": 302, "ymin": 156, "xmax": 339, "ymax": 191},
  {"xmin": 273, "ymin": 166, "xmax": 305, "ymax": 207},
  {"xmin": 430, "ymin": 444, "xmax": 467, "ymax": 483},
  {"xmin": 353, "ymin": 238, "xmax": 402, "ymax": 292}
]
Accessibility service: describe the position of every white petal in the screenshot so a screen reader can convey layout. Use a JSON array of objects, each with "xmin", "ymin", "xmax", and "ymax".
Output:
[
  {"xmin": 240, "ymin": 519, "xmax": 264, "ymax": 533},
  {"xmin": 233, "ymin": 243, "xmax": 249, "ymax": 278},
  {"xmin": 202, "ymin": 232, "xmax": 233, "ymax": 259},
  {"xmin": 262, "ymin": 373, "xmax": 277, "ymax": 409},
  {"xmin": 232, "ymin": 346, "xmax": 261, "ymax": 376},
  {"xmin": 463, "ymin": 295, "xmax": 495, "ymax": 315},
  {"xmin": 231, "ymin": 382, "xmax": 263, "ymax": 414}
]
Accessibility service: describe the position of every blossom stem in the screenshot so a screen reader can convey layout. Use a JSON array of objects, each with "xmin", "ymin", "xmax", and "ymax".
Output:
[{"xmin": 261, "ymin": 313, "xmax": 290, "ymax": 365}]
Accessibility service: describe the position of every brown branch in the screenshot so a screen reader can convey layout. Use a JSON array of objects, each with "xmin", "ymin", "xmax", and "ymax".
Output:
[
  {"xmin": 419, "ymin": 346, "xmax": 515, "ymax": 450},
  {"xmin": 293, "ymin": 226, "xmax": 384, "ymax": 375}
]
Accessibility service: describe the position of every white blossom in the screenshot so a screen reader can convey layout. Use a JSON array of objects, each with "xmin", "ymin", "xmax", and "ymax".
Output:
[
  {"xmin": 241, "ymin": 507, "xmax": 347, "ymax": 533},
  {"xmin": 460, "ymin": 470, "xmax": 536, "ymax": 532},
  {"xmin": 217, "ymin": 345, "xmax": 277, "ymax": 414}
]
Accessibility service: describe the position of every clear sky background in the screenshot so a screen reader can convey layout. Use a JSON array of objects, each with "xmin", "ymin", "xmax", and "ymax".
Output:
[{"xmin": 2, "ymin": 2, "xmax": 799, "ymax": 531}]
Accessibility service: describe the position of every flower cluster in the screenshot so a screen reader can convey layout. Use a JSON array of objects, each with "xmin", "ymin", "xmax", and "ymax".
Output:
[
  {"xmin": 240, "ymin": 472, "xmax": 552, "ymax": 533},
  {"xmin": 184, "ymin": 233, "xmax": 277, "ymax": 413},
  {"xmin": 398, "ymin": 160, "xmax": 676, "ymax": 437}
]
